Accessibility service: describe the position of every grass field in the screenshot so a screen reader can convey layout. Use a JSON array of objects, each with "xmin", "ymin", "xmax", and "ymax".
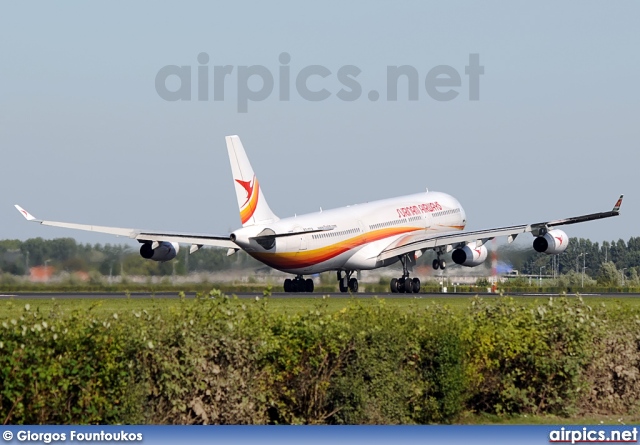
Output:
[
  {"xmin": 0, "ymin": 294, "xmax": 460, "ymax": 319},
  {"xmin": 2, "ymin": 292, "xmax": 640, "ymax": 319}
]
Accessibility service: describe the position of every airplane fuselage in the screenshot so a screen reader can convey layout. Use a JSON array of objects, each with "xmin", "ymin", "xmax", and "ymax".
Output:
[{"xmin": 231, "ymin": 191, "xmax": 466, "ymax": 274}]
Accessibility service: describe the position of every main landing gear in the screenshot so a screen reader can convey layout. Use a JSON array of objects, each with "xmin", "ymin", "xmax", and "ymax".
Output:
[
  {"xmin": 337, "ymin": 270, "xmax": 359, "ymax": 293},
  {"xmin": 390, "ymin": 254, "xmax": 421, "ymax": 293},
  {"xmin": 283, "ymin": 275, "xmax": 314, "ymax": 293}
]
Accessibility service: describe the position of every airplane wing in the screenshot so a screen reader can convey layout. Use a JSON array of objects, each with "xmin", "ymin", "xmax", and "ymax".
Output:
[
  {"xmin": 14, "ymin": 205, "xmax": 237, "ymax": 250},
  {"xmin": 377, "ymin": 195, "xmax": 624, "ymax": 262}
]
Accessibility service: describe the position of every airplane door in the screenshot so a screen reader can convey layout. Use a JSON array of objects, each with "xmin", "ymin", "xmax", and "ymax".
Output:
[
  {"xmin": 358, "ymin": 220, "xmax": 367, "ymax": 242},
  {"xmin": 293, "ymin": 227, "xmax": 307, "ymax": 251},
  {"xmin": 300, "ymin": 234, "xmax": 308, "ymax": 250},
  {"xmin": 424, "ymin": 213, "xmax": 432, "ymax": 230}
]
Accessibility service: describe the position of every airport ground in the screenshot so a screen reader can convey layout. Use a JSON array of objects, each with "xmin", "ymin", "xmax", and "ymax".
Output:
[{"xmin": 3, "ymin": 290, "xmax": 640, "ymax": 299}]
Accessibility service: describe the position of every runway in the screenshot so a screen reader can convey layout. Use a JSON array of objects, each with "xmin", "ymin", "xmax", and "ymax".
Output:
[
  {"xmin": 0, "ymin": 291, "xmax": 474, "ymax": 300},
  {"xmin": 1, "ymin": 291, "xmax": 639, "ymax": 300}
]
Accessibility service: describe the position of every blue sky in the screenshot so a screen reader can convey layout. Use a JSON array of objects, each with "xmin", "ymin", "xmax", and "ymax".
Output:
[{"xmin": 1, "ymin": 1, "xmax": 638, "ymax": 247}]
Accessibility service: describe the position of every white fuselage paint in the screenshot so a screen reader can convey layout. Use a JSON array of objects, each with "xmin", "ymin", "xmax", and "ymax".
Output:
[{"xmin": 231, "ymin": 191, "xmax": 467, "ymax": 275}]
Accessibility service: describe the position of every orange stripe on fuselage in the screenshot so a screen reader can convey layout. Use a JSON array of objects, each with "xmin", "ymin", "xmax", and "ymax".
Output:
[
  {"xmin": 239, "ymin": 179, "xmax": 260, "ymax": 224},
  {"xmin": 251, "ymin": 226, "xmax": 422, "ymax": 270}
]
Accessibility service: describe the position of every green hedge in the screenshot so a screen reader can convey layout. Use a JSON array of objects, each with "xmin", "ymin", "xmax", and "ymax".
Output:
[{"xmin": 1, "ymin": 295, "xmax": 640, "ymax": 424}]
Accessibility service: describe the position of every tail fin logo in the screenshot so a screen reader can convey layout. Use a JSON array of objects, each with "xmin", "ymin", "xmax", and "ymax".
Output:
[
  {"xmin": 236, "ymin": 177, "xmax": 255, "ymax": 206},
  {"xmin": 236, "ymin": 175, "xmax": 260, "ymax": 224}
]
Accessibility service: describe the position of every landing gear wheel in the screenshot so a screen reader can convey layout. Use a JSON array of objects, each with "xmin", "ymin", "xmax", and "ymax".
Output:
[
  {"xmin": 390, "ymin": 278, "xmax": 398, "ymax": 293},
  {"xmin": 397, "ymin": 277, "xmax": 405, "ymax": 293},
  {"xmin": 305, "ymin": 278, "xmax": 314, "ymax": 293},
  {"xmin": 339, "ymin": 280, "xmax": 348, "ymax": 293},
  {"xmin": 440, "ymin": 260, "xmax": 446, "ymax": 270},
  {"xmin": 348, "ymin": 278, "xmax": 359, "ymax": 293},
  {"xmin": 284, "ymin": 278, "xmax": 292, "ymax": 293},
  {"xmin": 433, "ymin": 259, "xmax": 440, "ymax": 270},
  {"xmin": 404, "ymin": 277, "xmax": 413, "ymax": 293},
  {"xmin": 412, "ymin": 277, "xmax": 421, "ymax": 293}
]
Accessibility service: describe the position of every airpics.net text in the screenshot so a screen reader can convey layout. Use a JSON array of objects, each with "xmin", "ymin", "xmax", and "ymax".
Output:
[{"xmin": 155, "ymin": 52, "xmax": 483, "ymax": 112}]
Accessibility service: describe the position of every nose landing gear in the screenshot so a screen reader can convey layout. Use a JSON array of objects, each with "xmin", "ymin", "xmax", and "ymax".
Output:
[{"xmin": 432, "ymin": 256, "xmax": 446, "ymax": 270}]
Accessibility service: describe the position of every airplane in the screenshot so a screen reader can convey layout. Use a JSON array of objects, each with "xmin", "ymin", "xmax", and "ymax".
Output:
[{"xmin": 15, "ymin": 135, "xmax": 624, "ymax": 293}]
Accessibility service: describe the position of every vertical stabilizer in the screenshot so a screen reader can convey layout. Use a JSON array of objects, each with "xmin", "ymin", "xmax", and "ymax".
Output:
[{"xmin": 226, "ymin": 135, "xmax": 279, "ymax": 227}]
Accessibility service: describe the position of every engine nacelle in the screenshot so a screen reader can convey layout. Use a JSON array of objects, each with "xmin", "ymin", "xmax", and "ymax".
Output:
[
  {"xmin": 452, "ymin": 243, "xmax": 488, "ymax": 267},
  {"xmin": 140, "ymin": 242, "xmax": 179, "ymax": 262},
  {"xmin": 533, "ymin": 229, "xmax": 569, "ymax": 255}
]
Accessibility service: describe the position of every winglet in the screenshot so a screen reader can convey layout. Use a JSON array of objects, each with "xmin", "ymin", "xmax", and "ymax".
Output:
[
  {"xmin": 613, "ymin": 195, "xmax": 624, "ymax": 213},
  {"xmin": 14, "ymin": 205, "xmax": 38, "ymax": 222}
]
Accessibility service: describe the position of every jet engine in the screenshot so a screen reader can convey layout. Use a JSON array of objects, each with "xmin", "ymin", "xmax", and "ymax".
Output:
[
  {"xmin": 452, "ymin": 242, "xmax": 488, "ymax": 267},
  {"xmin": 140, "ymin": 242, "xmax": 180, "ymax": 262},
  {"xmin": 533, "ymin": 229, "xmax": 569, "ymax": 255}
]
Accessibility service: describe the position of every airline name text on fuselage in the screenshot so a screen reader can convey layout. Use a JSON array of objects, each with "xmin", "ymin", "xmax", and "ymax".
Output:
[{"xmin": 396, "ymin": 202, "xmax": 443, "ymax": 218}]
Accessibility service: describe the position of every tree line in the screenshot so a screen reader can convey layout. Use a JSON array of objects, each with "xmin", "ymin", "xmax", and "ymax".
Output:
[
  {"xmin": 515, "ymin": 237, "xmax": 640, "ymax": 286},
  {"xmin": 1, "ymin": 236, "xmax": 640, "ymax": 282},
  {"xmin": 0, "ymin": 238, "xmax": 262, "ymax": 277}
]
